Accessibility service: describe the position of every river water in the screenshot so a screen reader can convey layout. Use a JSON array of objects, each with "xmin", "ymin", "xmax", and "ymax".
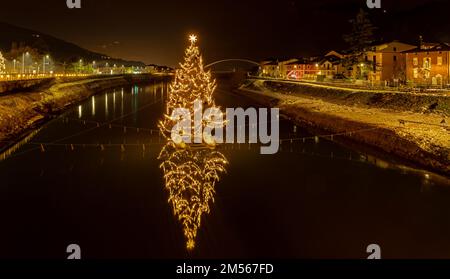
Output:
[{"xmin": 0, "ymin": 80, "xmax": 449, "ymax": 259}]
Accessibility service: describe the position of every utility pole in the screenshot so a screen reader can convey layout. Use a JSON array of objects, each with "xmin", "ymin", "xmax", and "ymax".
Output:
[
  {"xmin": 22, "ymin": 52, "xmax": 29, "ymax": 74},
  {"xmin": 43, "ymin": 55, "xmax": 49, "ymax": 75}
]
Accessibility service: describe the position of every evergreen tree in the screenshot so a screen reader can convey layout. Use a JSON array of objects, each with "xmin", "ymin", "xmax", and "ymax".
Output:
[
  {"xmin": 159, "ymin": 35, "xmax": 220, "ymax": 144},
  {"xmin": 158, "ymin": 36, "xmax": 227, "ymax": 249},
  {"xmin": 343, "ymin": 9, "xmax": 377, "ymax": 74}
]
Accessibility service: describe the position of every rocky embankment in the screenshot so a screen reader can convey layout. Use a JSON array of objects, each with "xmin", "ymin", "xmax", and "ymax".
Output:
[
  {"xmin": 0, "ymin": 78, "xmax": 55, "ymax": 94},
  {"xmin": 238, "ymin": 79, "xmax": 450, "ymax": 176},
  {"xmin": 0, "ymin": 74, "xmax": 170, "ymax": 149}
]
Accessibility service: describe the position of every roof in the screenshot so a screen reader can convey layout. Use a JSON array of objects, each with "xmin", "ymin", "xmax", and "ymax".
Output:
[
  {"xmin": 403, "ymin": 42, "xmax": 450, "ymax": 53},
  {"xmin": 260, "ymin": 58, "xmax": 278, "ymax": 63},
  {"xmin": 321, "ymin": 55, "xmax": 341, "ymax": 63},
  {"xmin": 285, "ymin": 58, "xmax": 313, "ymax": 65},
  {"xmin": 325, "ymin": 50, "xmax": 344, "ymax": 59},
  {"xmin": 262, "ymin": 61, "xmax": 278, "ymax": 66}
]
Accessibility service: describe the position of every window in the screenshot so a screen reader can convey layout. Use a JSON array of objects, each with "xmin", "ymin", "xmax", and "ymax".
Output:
[
  {"xmin": 393, "ymin": 47, "xmax": 397, "ymax": 52},
  {"xmin": 423, "ymin": 58, "xmax": 431, "ymax": 69},
  {"xmin": 393, "ymin": 55, "xmax": 397, "ymax": 62},
  {"xmin": 413, "ymin": 68, "xmax": 419, "ymax": 78},
  {"xmin": 413, "ymin": 57, "xmax": 418, "ymax": 66},
  {"xmin": 437, "ymin": 57, "xmax": 443, "ymax": 66}
]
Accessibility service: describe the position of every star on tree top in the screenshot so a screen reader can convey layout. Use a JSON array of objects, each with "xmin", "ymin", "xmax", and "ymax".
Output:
[{"xmin": 189, "ymin": 34, "xmax": 198, "ymax": 44}]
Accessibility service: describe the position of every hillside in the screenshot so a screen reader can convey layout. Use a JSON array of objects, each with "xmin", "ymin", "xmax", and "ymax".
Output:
[{"xmin": 0, "ymin": 22, "xmax": 145, "ymax": 67}]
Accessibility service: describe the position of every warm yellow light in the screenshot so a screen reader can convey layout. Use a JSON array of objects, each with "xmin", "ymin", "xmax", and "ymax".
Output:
[
  {"xmin": 189, "ymin": 34, "xmax": 198, "ymax": 44},
  {"xmin": 159, "ymin": 33, "xmax": 224, "ymax": 146},
  {"xmin": 157, "ymin": 35, "xmax": 229, "ymax": 250},
  {"xmin": 159, "ymin": 142, "xmax": 228, "ymax": 250}
]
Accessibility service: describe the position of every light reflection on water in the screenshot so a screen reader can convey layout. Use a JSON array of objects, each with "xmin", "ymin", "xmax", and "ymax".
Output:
[
  {"xmin": 159, "ymin": 141, "xmax": 228, "ymax": 250},
  {"xmin": 91, "ymin": 95, "xmax": 95, "ymax": 116}
]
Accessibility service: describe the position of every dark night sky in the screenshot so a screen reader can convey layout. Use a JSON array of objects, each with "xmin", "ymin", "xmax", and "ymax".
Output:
[{"xmin": 0, "ymin": 0, "xmax": 449, "ymax": 66}]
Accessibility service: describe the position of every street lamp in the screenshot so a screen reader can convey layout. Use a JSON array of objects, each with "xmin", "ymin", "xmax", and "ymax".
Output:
[
  {"xmin": 79, "ymin": 59, "xmax": 83, "ymax": 73},
  {"xmin": 22, "ymin": 52, "xmax": 29, "ymax": 74},
  {"xmin": 92, "ymin": 61, "xmax": 96, "ymax": 75},
  {"xmin": 43, "ymin": 55, "xmax": 50, "ymax": 75}
]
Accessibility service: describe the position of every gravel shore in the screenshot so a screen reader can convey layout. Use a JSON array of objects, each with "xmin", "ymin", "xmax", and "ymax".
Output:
[{"xmin": 238, "ymin": 79, "xmax": 450, "ymax": 176}]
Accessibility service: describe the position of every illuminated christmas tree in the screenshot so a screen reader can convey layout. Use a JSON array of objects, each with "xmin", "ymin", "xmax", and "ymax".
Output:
[
  {"xmin": 159, "ymin": 35, "xmax": 223, "ymax": 145},
  {"xmin": 158, "ymin": 35, "xmax": 228, "ymax": 250},
  {"xmin": 0, "ymin": 51, "xmax": 6, "ymax": 74},
  {"xmin": 159, "ymin": 141, "xmax": 228, "ymax": 250}
]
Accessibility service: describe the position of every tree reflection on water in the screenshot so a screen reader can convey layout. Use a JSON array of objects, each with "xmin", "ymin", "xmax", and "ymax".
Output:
[{"xmin": 158, "ymin": 141, "xmax": 228, "ymax": 250}]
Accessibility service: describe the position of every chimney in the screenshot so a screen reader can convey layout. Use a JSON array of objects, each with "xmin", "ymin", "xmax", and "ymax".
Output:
[{"xmin": 419, "ymin": 35, "xmax": 424, "ymax": 49}]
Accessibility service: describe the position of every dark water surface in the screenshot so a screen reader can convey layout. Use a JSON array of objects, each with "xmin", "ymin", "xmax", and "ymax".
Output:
[{"xmin": 0, "ymin": 80, "xmax": 449, "ymax": 259}]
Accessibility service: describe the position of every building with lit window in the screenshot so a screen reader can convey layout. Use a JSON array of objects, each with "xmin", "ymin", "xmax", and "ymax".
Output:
[
  {"xmin": 358, "ymin": 41, "xmax": 416, "ymax": 84},
  {"xmin": 283, "ymin": 58, "xmax": 319, "ymax": 80},
  {"xmin": 317, "ymin": 51, "xmax": 345, "ymax": 79},
  {"xmin": 260, "ymin": 60, "xmax": 280, "ymax": 78},
  {"xmin": 405, "ymin": 42, "xmax": 450, "ymax": 86}
]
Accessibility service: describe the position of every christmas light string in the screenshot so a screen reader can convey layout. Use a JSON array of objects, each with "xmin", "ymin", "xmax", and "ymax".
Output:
[
  {"xmin": 158, "ymin": 34, "xmax": 226, "ymax": 145},
  {"xmin": 1, "ymin": 115, "xmax": 389, "ymax": 162},
  {"xmin": 157, "ymin": 35, "xmax": 229, "ymax": 250},
  {"xmin": 13, "ymin": 134, "xmax": 406, "ymax": 173},
  {"xmin": 158, "ymin": 141, "xmax": 227, "ymax": 250},
  {"xmin": 17, "ymin": 132, "xmax": 417, "ymax": 184},
  {"xmin": 278, "ymin": 127, "xmax": 382, "ymax": 144},
  {"xmin": 61, "ymin": 116, "xmax": 162, "ymax": 135}
]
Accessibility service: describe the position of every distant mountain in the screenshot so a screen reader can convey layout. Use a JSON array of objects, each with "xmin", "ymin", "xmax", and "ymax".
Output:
[{"xmin": 0, "ymin": 22, "xmax": 145, "ymax": 67}]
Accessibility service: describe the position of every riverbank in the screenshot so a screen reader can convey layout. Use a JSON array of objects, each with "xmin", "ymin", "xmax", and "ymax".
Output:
[
  {"xmin": 0, "ymin": 74, "xmax": 170, "ymax": 151},
  {"xmin": 237, "ymin": 79, "xmax": 450, "ymax": 177}
]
